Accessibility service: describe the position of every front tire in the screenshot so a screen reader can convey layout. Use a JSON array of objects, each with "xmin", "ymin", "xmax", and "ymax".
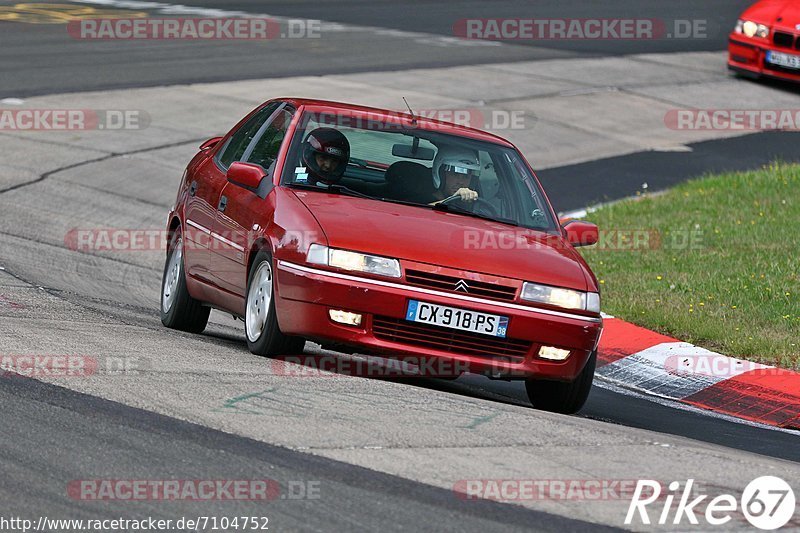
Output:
[
  {"xmin": 525, "ymin": 350, "xmax": 596, "ymax": 414},
  {"xmin": 160, "ymin": 228, "xmax": 210, "ymax": 333},
  {"xmin": 245, "ymin": 250, "xmax": 305, "ymax": 356}
]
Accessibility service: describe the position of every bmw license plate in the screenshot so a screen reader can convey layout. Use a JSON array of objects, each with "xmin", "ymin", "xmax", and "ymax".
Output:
[
  {"xmin": 766, "ymin": 50, "xmax": 800, "ymax": 70},
  {"xmin": 405, "ymin": 300, "xmax": 508, "ymax": 338}
]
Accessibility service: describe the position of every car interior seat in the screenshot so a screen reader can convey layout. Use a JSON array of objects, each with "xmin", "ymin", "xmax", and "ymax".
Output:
[{"xmin": 384, "ymin": 161, "xmax": 436, "ymax": 204}]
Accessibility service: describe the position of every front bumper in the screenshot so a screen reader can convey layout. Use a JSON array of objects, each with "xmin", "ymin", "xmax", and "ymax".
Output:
[
  {"xmin": 274, "ymin": 260, "xmax": 602, "ymax": 381},
  {"xmin": 728, "ymin": 36, "xmax": 800, "ymax": 83}
]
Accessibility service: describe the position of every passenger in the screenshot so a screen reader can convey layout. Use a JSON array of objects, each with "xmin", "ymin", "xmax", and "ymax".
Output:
[{"xmin": 301, "ymin": 127, "xmax": 350, "ymax": 184}]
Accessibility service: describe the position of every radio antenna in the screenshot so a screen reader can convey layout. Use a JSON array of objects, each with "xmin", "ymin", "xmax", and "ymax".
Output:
[{"xmin": 402, "ymin": 96, "xmax": 417, "ymax": 124}]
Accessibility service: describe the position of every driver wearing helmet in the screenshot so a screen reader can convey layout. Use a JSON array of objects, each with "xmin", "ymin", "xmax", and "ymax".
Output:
[
  {"xmin": 429, "ymin": 146, "xmax": 481, "ymax": 206},
  {"xmin": 301, "ymin": 127, "xmax": 350, "ymax": 185}
]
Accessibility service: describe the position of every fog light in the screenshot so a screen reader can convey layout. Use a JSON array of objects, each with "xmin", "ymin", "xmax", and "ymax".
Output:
[
  {"xmin": 539, "ymin": 346, "xmax": 571, "ymax": 361},
  {"xmin": 329, "ymin": 309, "xmax": 362, "ymax": 326}
]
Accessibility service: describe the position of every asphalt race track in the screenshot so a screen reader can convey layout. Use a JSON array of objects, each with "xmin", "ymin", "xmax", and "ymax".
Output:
[
  {"xmin": 0, "ymin": 0, "xmax": 754, "ymax": 95},
  {"xmin": 1, "ymin": 376, "xmax": 613, "ymax": 532},
  {"xmin": 1, "ymin": 0, "xmax": 799, "ymax": 531}
]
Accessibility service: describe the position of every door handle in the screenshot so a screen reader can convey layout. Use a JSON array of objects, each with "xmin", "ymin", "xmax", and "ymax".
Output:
[
  {"xmin": 218, "ymin": 196, "xmax": 228, "ymax": 212},
  {"xmin": 188, "ymin": 181, "xmax": 198, "ymax": 197}
]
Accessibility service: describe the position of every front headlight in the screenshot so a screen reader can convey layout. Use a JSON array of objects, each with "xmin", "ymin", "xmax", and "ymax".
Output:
[
  {"xmin": 736, "ymin": 19, "xmax": 769, "ymax": 38},
  {"xmin": 521, "ymin": 282, "xmax": 600, "ymax": 313},
  {"xmin": 307, "ymin": 244, "xmax": 401, "ymax": 278}
]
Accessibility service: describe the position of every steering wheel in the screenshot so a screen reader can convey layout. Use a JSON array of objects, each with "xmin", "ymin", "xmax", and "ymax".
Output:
[
  {"xmin": 472, "ymin": 198, "xmax": 501, "ymax": 218},
  {"xmin": 441, "ymin": 195, "xmax": 501, "ymax": 218}
]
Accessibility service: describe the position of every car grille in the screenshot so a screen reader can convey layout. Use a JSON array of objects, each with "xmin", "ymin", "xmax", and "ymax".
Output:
[
  {"xmin": 405, "ymin": 269, "xmax": 518, "ymax": 302},
  {"xmin": 372, "ymin": 316, "xmax": 531, "ymax": 363},
  {"xmin": 773, "ymin": 31, "xmax": 797, "ymax": 49}
]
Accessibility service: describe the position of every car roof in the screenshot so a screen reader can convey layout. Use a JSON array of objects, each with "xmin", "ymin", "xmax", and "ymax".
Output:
[{"xmin": 271, "ymin": 97, "xmax": 516, "ymax": 148}]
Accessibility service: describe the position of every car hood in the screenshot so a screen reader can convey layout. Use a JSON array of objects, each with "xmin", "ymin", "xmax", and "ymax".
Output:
[
  {"xmin": 291, "ymin": 191, "xmax": 590, "ymax": 291},
  {"xmin": 744, "ymin": 0, "xmax": 800, "ymax": 26}
]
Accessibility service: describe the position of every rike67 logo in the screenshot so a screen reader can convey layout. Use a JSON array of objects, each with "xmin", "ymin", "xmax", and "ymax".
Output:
[{"xmin": 626, "ymin": 477, "xmax": 796, "ymax": 530}]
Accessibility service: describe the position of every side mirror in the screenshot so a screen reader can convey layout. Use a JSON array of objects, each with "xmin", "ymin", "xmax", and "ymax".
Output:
[
  {"xmin": 227, "ymin": 162, "xmax": 266, "ymax": 190},
  {"xmin": 199, "ymin": 136, "xmax": 222, "ymax": 151},
  {"xmin": 562, "ymin": 220, "xmax": 598, "ymax": 247}
]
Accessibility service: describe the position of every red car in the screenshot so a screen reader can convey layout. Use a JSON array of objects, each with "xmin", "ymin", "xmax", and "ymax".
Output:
[
  {"xmin": 160, "ymin": 98, "xmax": 602, "ymax": 413},
  {"xmin": 728, "ymin": 0, "xmax": 800, "ymax": 83}
]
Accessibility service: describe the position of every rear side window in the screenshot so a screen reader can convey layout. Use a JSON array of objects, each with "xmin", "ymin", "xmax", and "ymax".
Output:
[
  {"xmin": 244, "ymin": 109, "xmax": 293, "ymax": 172},
  {"xmin": 217, "ymin": 102, "xmax": 280, "ymax": 169}
]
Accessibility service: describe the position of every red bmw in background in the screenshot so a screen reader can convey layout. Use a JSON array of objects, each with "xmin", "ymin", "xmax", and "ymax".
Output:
[
  {"xmin": 160, "ymin": 98, "xmax": 602, "ymax": 414},
  {"xmin": 728, "ymin": 0, "xmax": 800, "ymax": 83}
]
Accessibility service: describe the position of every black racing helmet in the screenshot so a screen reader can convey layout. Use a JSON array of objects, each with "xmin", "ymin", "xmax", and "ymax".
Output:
[{"xmin": 302, "ymin": 127, "xmax": 350, "ymax": 184}]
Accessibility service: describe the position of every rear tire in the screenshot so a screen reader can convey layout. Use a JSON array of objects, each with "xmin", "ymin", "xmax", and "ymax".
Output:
[
  {"xmin": 160, "ymin": 228, "xmax": 210, "ymax": 333},
  {"xmin": 245, "ymin": 250, "xmax": 305, "ymax": 356},
  {"xmin": 525, "ymin": 350, "xmax": 596, "ymax": 414}
]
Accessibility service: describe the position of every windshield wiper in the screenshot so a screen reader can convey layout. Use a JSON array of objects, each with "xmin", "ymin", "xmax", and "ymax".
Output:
[
  {"xmin": 431, "ymin": 202, "xmax": 518, "ymax": 227},
  {"xmin": 287, "ymin": 183, "xmax": 516, "ymax": 226},
  {"xmin": 287, "ymin": 182, "xmax": 378, "ymax": 201},
  {"xmin": 327, "ymin": 183, "xmax": 380, "ymax": 200},
  {"xmin": 289, "ymin": 182, "xmax": 421, "ymax": 207}
]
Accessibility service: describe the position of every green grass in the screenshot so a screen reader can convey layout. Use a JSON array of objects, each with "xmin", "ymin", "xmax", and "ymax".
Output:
[{"xmin": 580, "ymin": 162, "xmax": 799, "ymax": 368}]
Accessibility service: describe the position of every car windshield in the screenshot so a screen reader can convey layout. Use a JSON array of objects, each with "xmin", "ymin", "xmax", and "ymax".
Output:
[{"xmin": 280, "ymin": 112, "xmax": 557, "ymax": 231}]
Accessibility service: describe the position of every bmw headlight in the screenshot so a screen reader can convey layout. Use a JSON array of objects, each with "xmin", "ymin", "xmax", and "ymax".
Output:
[
  {"xmin": 736, "ymin": 19, "xmax": 769, "ymax": 38},
  {"xmin": 521, "ymin": 282, "xmax": 600, "ymax": 313},
  {"xmin": 307, "ymin": 244, "xmax": 401, "ymax": 278}
]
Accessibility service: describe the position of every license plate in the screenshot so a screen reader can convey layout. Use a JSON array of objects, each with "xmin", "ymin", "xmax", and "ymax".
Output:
[
  {"xmin": 405, "ymin": 300, "xmax": 508, "ymax": 338},
  {"xmin": 766, "ymin": 50, "xmax": 800, "ymax": 69}
]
